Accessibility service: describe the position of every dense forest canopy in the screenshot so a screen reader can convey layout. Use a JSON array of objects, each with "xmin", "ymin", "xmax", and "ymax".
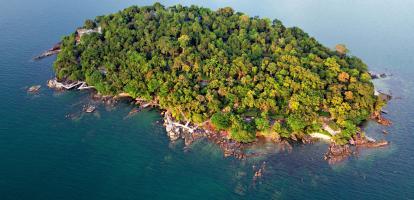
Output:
[{"xmin": 54, "ymin": 3, "xmax": 384, "ymax": 143}]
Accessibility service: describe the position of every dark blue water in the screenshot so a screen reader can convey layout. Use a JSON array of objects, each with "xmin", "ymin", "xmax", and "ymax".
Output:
[{"xmin": 1, "ymin": 0, "xmax": 413, "ymax": 199}]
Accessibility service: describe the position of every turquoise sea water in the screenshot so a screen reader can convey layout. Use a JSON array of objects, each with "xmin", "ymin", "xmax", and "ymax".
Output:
[{"xmin": 1, "ymin": 0, "xmax": 414, "ymax": 199}]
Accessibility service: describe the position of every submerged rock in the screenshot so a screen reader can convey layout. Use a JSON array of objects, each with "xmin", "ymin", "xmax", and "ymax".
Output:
[
  {"xmin": 27, "ymin": 85, "xmax": 41, "ymax": 93},
  {"xmin": 84, "ymin": 105, "xmax": 96, "ymax": 113},
  {"xmin": 91, "ymin": 93, "xmax": 118, "ymax": 107},
  {"xmin": 234, "ymin": 183, "xmax": 246, "ymax": 196},
  {"xmin": 124, "ymin": 107, "xmax": 141, "ymax": 119},
  {"xmin": 279, "ymin": 140, "xmax": 293, "ymax": 153},
  {"xmin": 253, "ymin": 161, "xmax": 266, "ymax": 182}
]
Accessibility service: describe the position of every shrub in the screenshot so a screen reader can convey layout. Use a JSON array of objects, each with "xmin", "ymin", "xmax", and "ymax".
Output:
[
  {"xmin": 255, "ymin": 117, "xmax": 270, "ymax": 131},
  {"xmin": 230, "ymin": 129, "xmax": 256, "ymax": 143},
  {"xmin": 211, "ymin": 112, "xmax": 231, "ymax": 130}
]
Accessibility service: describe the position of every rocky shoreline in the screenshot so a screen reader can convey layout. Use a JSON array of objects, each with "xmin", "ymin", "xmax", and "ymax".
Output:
[
  {"xmin": 45, "ymin": 78, "xmax": 392, "ymax": 164},
  {"xmin": 369, "ymin": 71, "xmax": 391, "ymax": 79},
  {"xmin": 33, "ymin": 15, "xmax": 394, "ymax": 165},
  {"xmin": 324, "ymin": 134, "xmax": 389, "ymax": 164},
  {"xmin": 33, "ymin": 42, "xmax": 61, "ymax": 60},
  {"xmin": 27, "ymin": 85, "xmax": 41, "ymax": 93},
  {"xmin": 164, "ymin": 108, "xmax": 391, "ymax": 164},
  {"xmin": 163, "ymin": 110, "xmax": 254, "ymax": 159},
  {"xmin": 45, "ymin": 78, "xmax": 261, "ymax": 159}
]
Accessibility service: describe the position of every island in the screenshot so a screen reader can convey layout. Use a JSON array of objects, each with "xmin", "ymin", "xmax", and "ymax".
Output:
[{"xmin": 46, "ymin": 3, "xmax": 391, "ymax": 162}]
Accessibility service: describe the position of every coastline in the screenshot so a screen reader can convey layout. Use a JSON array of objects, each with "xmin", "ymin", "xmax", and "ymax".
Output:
[
  {"xmin": 45, "ymin": 78, "xmax": 391, "ymax": 164},
  {"xmin": 33, "ymin": 3, "xmax": 395, "ymax": 165}
]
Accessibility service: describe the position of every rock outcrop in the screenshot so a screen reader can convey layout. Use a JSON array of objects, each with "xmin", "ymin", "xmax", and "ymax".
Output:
[
  {"xmin": 324, "ymin": 144, "xmax": 352, "ymax": 164},
  {"xmin": 371, "ymin": 111, "xmax": 392, "ymax": 126},
  {"xmin": 369, "ymin": 71, "xmax": 389, "ymax": 79},
  {"xmin": 353, "ymin": 134, "xmax": 389, "ymax": 148},
  {"xmin": 33, "ymin": 42, "xmax": 61, "ymax": 60},
  {"xmin": 325, "ymin": 134, "xmax": 390, "ymax": 164}
]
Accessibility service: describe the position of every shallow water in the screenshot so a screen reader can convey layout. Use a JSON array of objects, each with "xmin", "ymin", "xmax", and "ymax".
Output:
[{"xmin": 1, "ymin": 0, "xmax": 413, "ymax": 199}]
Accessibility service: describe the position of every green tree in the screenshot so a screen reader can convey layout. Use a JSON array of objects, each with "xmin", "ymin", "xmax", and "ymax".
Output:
[
  {"xmin": 211, "ymin": 112, "xmax": 231, "ymax": 130},
  {"xmin": 255, "ymin": 117, "xmax": 270, "ymax": 131},
  {"xmin": 84, "ymin": 19, "xmax": 97, "ymax": 29},
  {"xmin": 53, "ymin": 3, "xmax": 383, "ymax": 144}
]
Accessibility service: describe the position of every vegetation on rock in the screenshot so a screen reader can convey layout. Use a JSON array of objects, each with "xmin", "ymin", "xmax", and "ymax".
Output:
[{"xmin": 53, "ymin": 3, "xmax": 385, "ymax": 143}]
